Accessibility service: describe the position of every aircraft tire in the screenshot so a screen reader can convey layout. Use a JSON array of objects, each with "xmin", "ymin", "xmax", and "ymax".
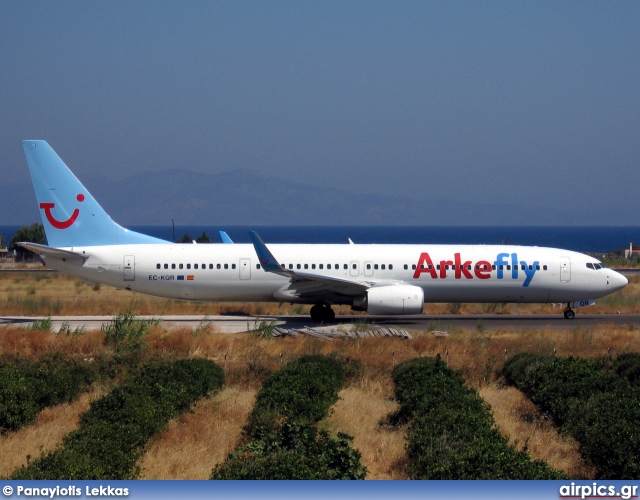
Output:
[
  {"xmin": 310, "ymin": 304, "xmax": 324, "ymax": 322},
  {"xmin": 564, "ymin": 309, "xmax": 575, "ymax": 320}
]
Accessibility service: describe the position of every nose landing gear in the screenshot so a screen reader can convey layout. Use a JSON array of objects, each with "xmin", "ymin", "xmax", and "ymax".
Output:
[{"xmin": 563, "ymin": 305, "xmax": 575, "ymax": 319}]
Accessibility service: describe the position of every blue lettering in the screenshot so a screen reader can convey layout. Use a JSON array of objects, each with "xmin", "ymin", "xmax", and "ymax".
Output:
[
  {"xmin": 494, "ymin": 253, "xmax": 509, "ymax": 279},
  {"xmin": 521, "ymin": 261, "xmax": 538, "ymax": 287}
]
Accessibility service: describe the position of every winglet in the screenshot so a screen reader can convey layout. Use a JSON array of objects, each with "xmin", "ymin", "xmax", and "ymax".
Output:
[
  {"xmin": 219, "ymin": 231, "xmax": 234, "ymax": 244},
  {"xmin": 249, "ymin": 231, "xmax": 290, "ymax": 276}
]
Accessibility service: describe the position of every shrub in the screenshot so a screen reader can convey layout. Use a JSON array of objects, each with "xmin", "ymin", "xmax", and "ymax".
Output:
[
  {"xmin": 0, "ymin": 356, "xmax": 96, "ymax": 433},
  {"xmin": 503, "ymin": 353, "xmax": 640, "ymax": 479},
  {"xmin": 212, "ymin": 355, "xmax": 366, "ymax": 479},
  {"xmin": 101, "ymin": 313, "xmax": 158, "ymax": 355},
  {"xmin": 392, "ymin": 356, "xmax": 565, "ymax": 479},
  {"xmin": 613, "ymin": 353, "xmax": 640, "ymax": 387},
  {"xmin": 244, "ymin": 355, "xmax": 345, "ymax": 439},
  {"xmin": 12, "ymin": 358, "xmax": 224, "ymax": 479}
]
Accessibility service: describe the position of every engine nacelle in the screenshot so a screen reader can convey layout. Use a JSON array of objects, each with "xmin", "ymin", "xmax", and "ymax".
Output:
[{"xmin": 352, "ymin": 285, "xmax": 424, "ymax": 315}]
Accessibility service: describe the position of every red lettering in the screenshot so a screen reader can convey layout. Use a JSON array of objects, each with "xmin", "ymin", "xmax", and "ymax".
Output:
[
  {"xmin": 454, "ymin": 253, "xmax": 473, "ymax": 279},
  {"xmin": 475, "ymin": 261, "xmax": 491, "ymax": 279},
  {"xmin": 413, "ymin": 253, "xmax": 437, "ymax": 279}
]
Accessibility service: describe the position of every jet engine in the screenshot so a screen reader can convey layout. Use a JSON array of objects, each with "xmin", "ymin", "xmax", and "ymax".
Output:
[{"xmin": 352, "ymin": 284, "xmax": 424, "ymax": 315}]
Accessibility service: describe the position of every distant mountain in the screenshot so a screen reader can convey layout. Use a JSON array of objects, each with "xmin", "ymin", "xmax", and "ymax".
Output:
[{"xmin": 0, "ymin": 168, "xmax": 634, "ymax": 226}]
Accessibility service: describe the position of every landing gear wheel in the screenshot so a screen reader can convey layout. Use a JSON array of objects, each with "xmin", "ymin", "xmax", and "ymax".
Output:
[
  {"xmin": 310, "ymin": 304, "xmax": 323, "ymax": 322},
  {"xmin": 309, "ymin": 304, "xmax": 335, "ymax": 322},
  {"xmin": 564, "ymin": 308, "xmax": 575, "ymax": 320}
]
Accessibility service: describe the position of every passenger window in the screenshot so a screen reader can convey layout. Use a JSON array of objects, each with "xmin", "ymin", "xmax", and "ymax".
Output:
[
  {"xmin": 327, "ymin": 264, "xmax": 331, "ymax": 269},
  {"xmin": 507, "ymin": 265, "xmax": 511, "ymax": 270},
  {"xmin": 352, "ymin": 264, "xmax": 356, "ymax": 269},
  {"xmin": 209, "ymin": 264, "xmax": 213, "ymax": 269},
  {"xmin": 224, "ymin": 264, "xmax": 228, "ymax": 269},
  {"xmin": 217, "ymin": 264, "xmax": 221, "ymax": 269},
  {"xmin": 232, "ymin": 264, "xmax": 236, "ymax": 269},
  {"xmin": 256, "ymin": 264, "xmax": 261, "ymax": 269},
  {"xmin": 289, "ymin": 264, "xmax": 293, "ymax": 269},
  {"xmin": 543, "ymin": 265, "xmax": 547, "ymax": 270},
  {"xmin": 412, "ymin": 264, "xmax": 416, "ymax": 270},
  {"xmin": 297, "ymin": 264, "xmax": 301, "ymax": 269},
  {"xmin": 404, "ymin": 264, "xmax": 408, "ymax": 270},
  {"xmin": 164, "ymin": 264, "xmax": 168, "ymax": 269},
  {"xmin": 172, "ymin": 264, "xmax": 176, "ymax": 269},
  {"xmin": 344, "ymin": 264, "xmax": 348, "ymax": 270},
  {"xmin": 187, "ymin": 264, "xmax": 191, "ymax": 269},
  {"xmin": 381, "ymin": 264, "xmax": 386, "ymax": 270},
  {"xmin": 194, "ymin": 264, "xmax": 198, "ymax": 269},
  {"xmin": 156, "ymin": 264, "xmax": 161, "ymax": 269},
  {"xmin": 179, "ymin": 264, "xmax": 184, "ymax": 269},
  {"xmin": 312, "ymin": 264, "xmax": 316, "ymax": 269},
  {"xmin": 521, "ymin": 265, "xmax": 526, "ymax": 270},
  {"xmin": 319, "ymin": 264, "xmax": 323, "ymax": 269},
  {"xmin": 536, "ymin": 265, "xmax": 540, "ymax": 270},
  {"xmin": 374, "ymin": 264, "xmax": 379, "ymax": 270},
  {"xmin": 492, "ymin": 265, "xmax": 496, "ymax": 270},
  {"xmin": 304, "ymin": 264, "xmax": 309, "ymax": 269},
  {"xmin": 335, "ymin": 264, "xmax": 339, "ymax": 269},
  {"xmin": 389, "ymin": 264, "xmax": 393, "ymax": 270}
]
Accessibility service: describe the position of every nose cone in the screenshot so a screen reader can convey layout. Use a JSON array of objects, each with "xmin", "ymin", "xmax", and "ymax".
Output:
[{"xmin": 609, "ymin": 270, "xmax": 628, "ymax": 292}]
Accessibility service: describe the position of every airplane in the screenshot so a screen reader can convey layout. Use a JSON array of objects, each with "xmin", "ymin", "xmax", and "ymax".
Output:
[{"xmin": 18, "ymin": 140, "xmax": 628, "ymax": 322}]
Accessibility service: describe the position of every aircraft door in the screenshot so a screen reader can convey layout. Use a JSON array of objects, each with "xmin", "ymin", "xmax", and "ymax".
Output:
[
  {"xmin": 364, "ymin": 261, "xmax": 374, "ymax": 277},
  {"xmin": 350, "ymin": 261, "xmax": 359, "ymax": 277},
  {"xmin": 123, "ymin": 255, "xmax": 135, "ymax": 281},
  {"xmin": 560, "ymin": 257, "xmax": 571, "ymax": 282},
  {"xmin": 239, "ymin": 258, "xmax": 251, "ymax": 280}
]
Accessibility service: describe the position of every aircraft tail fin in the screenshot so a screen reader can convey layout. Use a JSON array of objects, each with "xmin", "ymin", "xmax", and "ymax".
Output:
[{"xmin": 22, "ymin": 140, "xmax": 167, "ymax": 247}]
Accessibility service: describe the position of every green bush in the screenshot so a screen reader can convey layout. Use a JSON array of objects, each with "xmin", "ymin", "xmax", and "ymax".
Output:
[
  {"xmin": 101, "ymin": 313, "xmax": 158, "ymax": 355},
  {"xmin": 212, "ymin": 355, "xmax": 366, "ymax": 479},
  {"xmin": 613, "ymin": 353, "xmax": 640, "ymax": 387},
  {"xmin": 244, "ymin": 355, "xmax": 345, "ymax": 439},
  {"xmin": 0, "ymin": 356, "xmax": 96, "ymax": 433},
  {"xmin": 211, "ymin": 423, "xmax": 366, "ymax": 479},
  {"xmin": 503, "ymin": 353, "xmax": 640, "ymax": 479},
  {"xmin": 12, "ymin": 358, "xmax": 224, "ymax": 480},
  {"xmin": 392, "ymin": 356, "xmax": 565, "ymax": 479}
]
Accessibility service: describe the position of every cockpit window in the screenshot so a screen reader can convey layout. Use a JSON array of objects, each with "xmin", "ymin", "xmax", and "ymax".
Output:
[{"xmin": 586, "ymin": 262, "xmax": 606, "ymax": 270}]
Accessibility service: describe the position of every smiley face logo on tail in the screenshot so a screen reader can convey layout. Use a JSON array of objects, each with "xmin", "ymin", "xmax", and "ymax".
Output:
[{"xmin": 40, "ymin": 194, "xmax": 85, "ymax": 229}]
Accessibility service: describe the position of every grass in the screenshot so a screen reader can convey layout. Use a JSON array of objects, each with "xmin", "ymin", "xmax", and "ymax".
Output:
[{"xmin": 2, "ymin": 272, "xmax": 640, "ymax": 317}]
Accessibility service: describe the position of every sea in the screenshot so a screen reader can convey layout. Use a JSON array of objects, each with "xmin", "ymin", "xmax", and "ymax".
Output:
[{"xmin": 2, "ymin": 225, "xmax": 640, "ymax": 254}]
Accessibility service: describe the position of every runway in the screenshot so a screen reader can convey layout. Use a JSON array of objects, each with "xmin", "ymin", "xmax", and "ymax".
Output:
[{"xmin": 2, "ymin": 313, "xmax": 639, "ymax": 334}]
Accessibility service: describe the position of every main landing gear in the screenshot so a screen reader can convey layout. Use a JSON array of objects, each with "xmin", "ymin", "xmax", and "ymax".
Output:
[
  {"xmin": 563, "ymin": 305, "xmax": 576, "ymax": 320},
  {"xmin": 310, "ymin": 303, "xmax": 336, "ymax": 322}
]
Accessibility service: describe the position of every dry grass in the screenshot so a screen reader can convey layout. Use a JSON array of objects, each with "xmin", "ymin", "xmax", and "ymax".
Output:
[
  {"xmin": 139, "ymin": 386, "xmax": 257, "ymax": 479},
  {"xmin": 479, "ymin": 384, "xmax": 595, "ymax": 478},
  {"xmin": 324, "ymin": 384, "xmax": 408, "ymax": 479},
  {"xmin": 2, "ymin": 272, "xmax": 639, "ymax": 316},
  {"xmin": 0, "ymin": 385, "xmax": 105, "ymax": 478}
]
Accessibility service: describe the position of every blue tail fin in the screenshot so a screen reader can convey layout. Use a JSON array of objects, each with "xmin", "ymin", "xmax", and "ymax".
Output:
[{"xmin": 23, "ymin": 140, "xmax": 167, "ymax": 247}]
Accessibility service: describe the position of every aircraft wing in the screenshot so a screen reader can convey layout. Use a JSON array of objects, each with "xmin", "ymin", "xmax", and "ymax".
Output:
[
  {"xmin": 17, "ymin": 242, "xmax": 89, "ymax": 262},
  {"xmin": 249, "ymin": 231, "xmax": 370, "ymax": 299}
]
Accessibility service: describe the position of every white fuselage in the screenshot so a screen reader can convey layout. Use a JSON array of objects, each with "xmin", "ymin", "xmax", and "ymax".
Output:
[{"xmin": 43, "ymin": 243, "xmax": 627, "ymax": 306}]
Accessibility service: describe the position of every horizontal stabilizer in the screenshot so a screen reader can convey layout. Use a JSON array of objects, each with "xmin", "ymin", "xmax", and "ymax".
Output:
[{"xmin": 17, "ymin": 242, "xmax": 89, "ymax": 261}]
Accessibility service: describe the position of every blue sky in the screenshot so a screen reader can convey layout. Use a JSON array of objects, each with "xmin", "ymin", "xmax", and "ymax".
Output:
[{"xmin": 1, "ymin": 1, "xmax": 639, "ymax": 222}]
